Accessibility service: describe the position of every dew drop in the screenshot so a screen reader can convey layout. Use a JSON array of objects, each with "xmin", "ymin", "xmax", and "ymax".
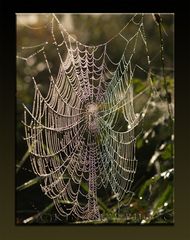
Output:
[{"xmin": 164, "ymin": 202, "xmax": 168, "ymax": 207}]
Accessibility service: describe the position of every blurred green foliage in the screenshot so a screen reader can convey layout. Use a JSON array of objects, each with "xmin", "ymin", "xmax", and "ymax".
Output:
[{"xmin": 16, "ymin": 13, "xmax": 174, "ymax": 225}]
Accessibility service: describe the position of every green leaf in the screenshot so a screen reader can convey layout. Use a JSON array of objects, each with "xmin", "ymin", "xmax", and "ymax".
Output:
[
  {"xmin": 161, "ymin": 143, "xmax": 172, "ymax": 160},
  {"xmin": 138, "ymin": 175, "xmax": 160, "ymax": 198},
  {"xmin": 153, "ymin": 184, "xmax": 172, "ymax": 213},
  {"xmin": 16, "ymin": 177, "xmax": 41, "ymax": 191},
  {"xmin": 16, "ymin": 149, "xmax": 30, "ymax": 173}
]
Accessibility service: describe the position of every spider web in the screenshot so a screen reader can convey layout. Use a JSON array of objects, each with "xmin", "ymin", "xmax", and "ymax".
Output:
[{"xmin": 18, "ymin": 13, "xmax": 157, "ymax": 221}]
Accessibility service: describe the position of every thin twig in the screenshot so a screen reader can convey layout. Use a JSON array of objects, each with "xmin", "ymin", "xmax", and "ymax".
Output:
[{"xmin": 156, "ymin": 14, "xmax": 174, "ymax": 161}]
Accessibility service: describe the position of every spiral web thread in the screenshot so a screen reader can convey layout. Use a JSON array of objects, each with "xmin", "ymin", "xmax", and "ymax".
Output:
[{"xmin": 19, "ymin": 13, "xmax": 155, "ymax": 221}]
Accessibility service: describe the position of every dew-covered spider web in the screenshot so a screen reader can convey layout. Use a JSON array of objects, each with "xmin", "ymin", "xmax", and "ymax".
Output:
[{"xmin": 17, "ymin": 13, "xmax": 159, "ymax": 221}]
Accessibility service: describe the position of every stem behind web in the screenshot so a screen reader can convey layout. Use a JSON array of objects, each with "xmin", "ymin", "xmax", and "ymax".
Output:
[{"xmin": 156, "ymin": 14, "xmax": 174, "ymax": 161}]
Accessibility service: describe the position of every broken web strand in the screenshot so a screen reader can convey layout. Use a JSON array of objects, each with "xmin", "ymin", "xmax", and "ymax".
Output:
[{"xmin": 18, "ymin": 13, "xmax": 159, "ymax": 222}]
